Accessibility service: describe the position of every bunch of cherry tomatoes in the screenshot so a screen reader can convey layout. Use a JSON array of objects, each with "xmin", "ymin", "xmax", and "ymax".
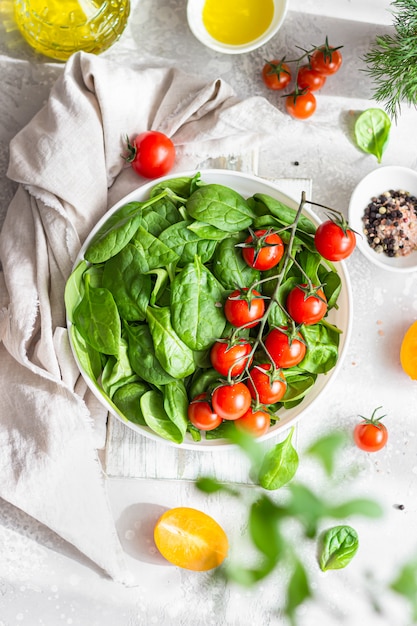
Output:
[{"xmin": 261, "ymin": 39, "xmax": 343, "ymax": 120}]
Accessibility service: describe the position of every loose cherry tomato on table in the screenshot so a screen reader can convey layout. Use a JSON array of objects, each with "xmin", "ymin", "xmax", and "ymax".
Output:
[
  {"xmin": 210, "ymin": 339, "xmax": 252, "ymax": 377},
  {"xmin": 314, "ymin": 219, "xmax": 356, "ymax": 261},
  {"xmin": 247, "ymin": 363, "xmax": 287, "ymax": 404},
  {"xmin": 353, "ymin": 407, "xmax": 388, "ymax": 452},
  {"xmin": 285, "ymin": 91, "xmax": 317, "ymax": 120},
  {"xmin": 224, "ymin": 288, "xmax": 265, "ymax": 328},
  {"xmin": 297, "ymin": 65, "xmax": 327, "ymax": 91},
  {"xmin": 286, "ymin": 284, "xmax": 328, "ymax": 326},
  {"xmin": 211, "ymin": 382, "xmax": 252, "ymax": 420},
  {"xmin": 310, "ymin": 45, "xmax": 343, "ymax": 76},
  {"xmin": 188, "ymin": 394, "xmax": 222, "ymax": 431},
  {"xmin": 125, "ymin": 130, "xmax": 176, "ymax": 179},
  {"xmin": 261, "ymin": 59, "xmax": 292, "ymax": 90},
  {"xmin": 241, "ymin": 229, "xmax": 284, "ymax": 270},
  {"xmin": 264, "ymin": 327, "xmax": 306, "ymax": 368},
  {"xmin": 235, "ymin": 406, "xmax": 271, "ymax": 437}
]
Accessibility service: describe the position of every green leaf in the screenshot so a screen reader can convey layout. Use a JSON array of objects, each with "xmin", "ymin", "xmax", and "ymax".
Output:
[
  {"xmin": 390, "ymin": 558, "xmax": 417, "ymax": 622},
  {"xmin": 354, "ymin": 108, "xmax": 391, "ymax": 163},
  {"xmin": 258, "ymin": 427, "xmax": 299, "ymax": 490},
  {"xmin": 307, "ymin": 431, "xmax": 348, "ymax": 476},
  {"xmin": 146, "ymin": 306, "xmax": 195, "ymax": 379},
  {"xmin": 318, "ymin": 525, "xmax": 359, "ymax": 571},
  {"xmin": 186, "ymin": 184, "xmax": 255, "ymax": 232},
  {"xmin": 285, "ymin": 559, "xmax": 312, "ymax": 626},
  {"xmin": 140, "ymin": 389, "xmax": 184, "ymax": 444}
]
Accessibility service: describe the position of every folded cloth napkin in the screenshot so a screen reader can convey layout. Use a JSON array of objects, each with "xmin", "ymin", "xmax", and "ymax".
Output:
[{"xmin": 0, "ymin": 51, "xmax": 285, "ymax": 582}]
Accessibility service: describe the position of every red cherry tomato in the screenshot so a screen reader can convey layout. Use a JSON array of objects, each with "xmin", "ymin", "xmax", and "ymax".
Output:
[
  {"xmin": 247, "ymin": 364, "xmax": 287, "ymax": 405},
  {"xmin": 210, "ymin": 340, "xmax": 252, "ymax": 377},
  {"xmin": 297, "ymin": 65, "xmax": 327, "ymax": 91},
  {"xmin": 188, "ymin": 394, "xmax": 222, "ymax": 431},
  {"xmin": 242, "ymin": 229, "xmax": 284, "ymax": 271},
  {"xmin": 285, "ymin": 91, "xmax": 317, "ymax": 120},
  {"xmin": 211, "ymin": 382, "xmax": 252, "ymax": 420},
  {"xmin": 261, "ymin": 60, "xmax": 292, "ymax": 91},
  {"xmin": 314, "ymin": 220, "xmax": 356, "ymax": 261},
  {"xmin": 125, "ymin": 131, "xmax": 176, "ymax": 179},
  {"xmin": 310, "ymin": 46, "xmax": 343, "ymax": 76},
  {"xmin": 264, "ymin": 327, "xmax": 306, "ymax": 368},
  {"xmin": 286, "ymin": 284, "xmax": 328, "ymax": 326},
  {"xmin": 353, "ymin": 407, "xmax": 388, "ymax": 452},
  {"xmin": 235, "ymin": 407, "xmax": 271, "ymax": 437},
  {"xmin": 224, "ymin": 288, "xmax": 265, "ymax": 328}
]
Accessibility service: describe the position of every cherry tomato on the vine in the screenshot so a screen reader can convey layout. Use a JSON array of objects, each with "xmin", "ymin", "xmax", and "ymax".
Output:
[
  {"xmin": 286, "ymin": 284, "xmax": 328, "ymax": 326},
  {"xmin": 211, "ymin": 382, "xmax": 252, "ymax": 420},
  {"xmin": 188, "ymin": 394, "xmax": 222, "ymax": 431},
  {"xmin": 125, "ymin": 130, "xmax": 176, "ymax": 179},
  {"xmin": 210, "ymin": 340, "xmax": 252, "ymax": 377},
  {"xmin": 247, "ymin": 363, "xmax": 287, "ymax": 405},
  {"xmin": 314, "ymin": 219, "xmax": 356, "ymax": 261},
  {"xmin": 297, "ymin": 65, "xmax": 327, "ymax": 92},
  {"xmin": 285, "ymin": 91, "xmax": 317, "ymax": 120},
  {"xmin": 242, "ymin": 229, "xmax": 284, "ymax": 270},
  {"xmin": 261, "ymin": 59, "xmax": 292, "ymax": 91},
  {"xmin": 310, "ymin": 46, "xmax": 343, "ymax": 76},
  {"xmin": 235, "ymin": 407, "xmax": 271, "ymax": 437},
  {"xmin": 265, "ymin": 327, "xmax": 306, "ymax": 368},
  {"xmin": 353, "ymin": 407, "xmax": 388, "ymax": 452},
  {"xmin": 224, "ymin": 288, "xmax": 265, "ymax": 328}
]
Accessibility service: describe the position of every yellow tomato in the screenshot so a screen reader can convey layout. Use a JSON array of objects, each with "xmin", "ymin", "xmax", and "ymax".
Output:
[{"xmin": 400, "ymin": 320, "xmax": 417, "ymax": 380}]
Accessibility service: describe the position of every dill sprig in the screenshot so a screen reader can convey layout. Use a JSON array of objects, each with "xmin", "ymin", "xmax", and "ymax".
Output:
[{"xmin": 363, "ymin": 0, "xmax": 417, "ymax": 121}]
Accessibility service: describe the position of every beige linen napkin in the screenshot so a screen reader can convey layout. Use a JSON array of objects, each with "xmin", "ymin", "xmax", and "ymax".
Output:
[{"xmin": 0, "ymin": 51, "xmax": 285, "ymax": 582}]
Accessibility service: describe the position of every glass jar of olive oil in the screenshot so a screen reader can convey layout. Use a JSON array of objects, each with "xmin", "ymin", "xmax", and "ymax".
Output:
[{"xmin": 14, "ymin": 0, "xmax": 130, "ymax": 61}]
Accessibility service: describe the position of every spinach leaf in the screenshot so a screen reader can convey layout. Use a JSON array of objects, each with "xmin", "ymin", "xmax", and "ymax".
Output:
[
  {"xmin": 281, "ymin": 371, "xmax": 316, "ymax": 405},
  {"xmin": 101, "ymin": 337, "xmax": 139, "ymax": 398},
  {"xmin": 390, "ymin": 558, "xmax": 417, "ymax": 622},
  {"xmin": 189, "ymin": 367, "xmax": 221, "ymax": 399},
  {"xmin": 84, "ymin": 201, "xmax": 143, "ymax": 264},
  {"xmin": 124, "ymin": 323, "xmax": 175, "ymax": 385},
  {"xmin": 131, "ymin": 225, "xmax": 179, "ymax": 271},
  {"xmin": 354, "ymin": 108, "xmax": 391, "ymax": 163},
  {"xmin": 171, "ymin": 256, "xmax": 226, "ymax": 351},
  {"xmin": 70, "ymin": 324, "xmax": 103, "ymax": 382},
  {"xmin": 299, "ymin": 323, "xmax": 340, "ymax": 374},
  {"xmin": 251, "ymin": 193, "xmax": 316, "ymax": 235},
  {"xmin": 73, "ymin": 274, "xmax": 120, "ymax": 356},
  {"xmin": 149, "ymin": 175, "xmax": 196, "ymax": 200},
  {"xmin": 140, "ymin": 196, "xmax": 181, "ymax": 236},
  {"xmin": 140, "ymin": 389, "xmax": 185, "ymax": 443},
  {"xmin": 64, "ymin": 260, "xmax": 87, "ymax": 323},
  {"xmin": 258, "ymin": 427, "xmax": 299, "ymax": 490},
  {"xmin": 187, "ymin": 221, "xmax": 230, "ymax": 240},
  {"xmin": 158, "ymin": 220, "xmax": 217, "ymax": 266},
  {"xmin": 318, "ymin": 525, "xmax": 359, "ymax": 571},
  {"xmin": 212, "ymin": 233, "xmax": 260, "ymax": 290},
  {"xmin": 186, "ymin": 184, "xmax": 255, "ymax": 232},
  {"xmin": 102, "ymin": 244, "xmax": 152, "ymax": 321},
  {"xmin": 162, "ymin": 380, "xmax": 189, "ymax": 440},
  {"xmin": 318, "ymin": 266, "xmax": 342, "ymax": 310},
  {"xmin": 112, "ymin": 381, "xmax": 149, "ymax": 426},
  {"xmin": 146, "ymin": 306, "xmax": 195, "ymax": 378},
  {"xmin": 285, "ymin": 560, "xmax": 312, "ymax": 625}
]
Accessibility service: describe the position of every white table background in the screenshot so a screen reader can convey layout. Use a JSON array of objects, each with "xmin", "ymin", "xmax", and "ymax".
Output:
[{"xmin": 2, "ymin": 1, "xmax": 417, "ymax": 625}]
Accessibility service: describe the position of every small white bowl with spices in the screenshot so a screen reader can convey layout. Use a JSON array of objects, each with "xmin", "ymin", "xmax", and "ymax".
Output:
[{"xmin": 348, "ymin": 165, "xmax": 417, "ymax": 272}]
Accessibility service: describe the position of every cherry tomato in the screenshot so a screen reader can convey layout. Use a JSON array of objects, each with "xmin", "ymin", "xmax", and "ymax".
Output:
[
  {"xmin": 314, "ymin": 220, "xmax": 356, "ymax": 261},
  {"xmin": 310, "ymin": 46, "xmax": 343, "ymax": 76},
  {"xmin": 264, "ymin": 327, "xmax": 306, "ymax": 368},
  {"xmin": 353, "ymin": 407, "xmax": 388, "ymax": 452},
  {"xmin": 125, "ymin": 131, "xmax": 175, "ymax": 179},
  {"xmin": 211, "ymin": 382, "xmax": 252, "ymax": 420},
  {"xmin": 286, "ymin": 284, "xmax": 328, "ymax": 326},
  {"xmin": 297, "ymin": 65, "xmax": 327, "ymax": 91},
  {"xmin": 261, "ymin": 60, "xmax": 292, "ymax": 91},
  {"xmin": 285, "ymin": 91, "xmax": 317, "ymax": 120},
  {"xmin": 188, "ymin": 394, "xmax": 222, "ymax": 431},
  {"xmin": 235, "ymin": 407, "xmax": 271, "ymax": 437},
  {"xmin": 210, "ymin": 340, "xmax": 252, "ymax": 377},
  {"xmin": 224, "ymin": 288, "xmax": 265, "ymax": 328},
  {"xmin": 247, "ymin": 364, "xmax": 287, "ymax": 404},
  {"xmin": 242, "ymin": 229, "xmax": 284, "ymax": 270}
]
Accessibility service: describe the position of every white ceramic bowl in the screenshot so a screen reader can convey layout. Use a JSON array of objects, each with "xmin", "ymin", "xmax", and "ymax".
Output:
[
  {"xmin": 67, "ymin": 169, "xmax": 352, "ymax": 450},
  {"xmin": 186, "ymin": 0, "xmax": 288, "ymax": 54},
  {"xmin": 348, "ymin": 166, "xmax": 417, "ymax": 273}
]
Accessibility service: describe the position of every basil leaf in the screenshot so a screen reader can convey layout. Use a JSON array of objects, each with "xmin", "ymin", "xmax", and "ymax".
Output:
[
  {"xmin": 354, "ymin": 108, "xmax": 391, "ymax": 163},
  {"xmin": 258, "ymin": 427, "xmax": 299, "ymax": 490},
  {"xmin": 319, "ymin": 525, "xmax": 359, "ymax": 571}
]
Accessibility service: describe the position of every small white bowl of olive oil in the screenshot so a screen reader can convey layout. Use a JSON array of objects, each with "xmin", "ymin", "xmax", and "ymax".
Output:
[{"xmin": 187, "ymin": 0, "xmax": 288, "ymax": 54}]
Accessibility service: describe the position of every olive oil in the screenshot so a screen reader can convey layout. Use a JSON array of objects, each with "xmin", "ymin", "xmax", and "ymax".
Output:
[
  {"xmin": 202, "ymin": 0, "xmax": 274, "ymax": 46},
  {"xmin": 14, "ymin": 0, "xmax": 130, "ymax": 61}
]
